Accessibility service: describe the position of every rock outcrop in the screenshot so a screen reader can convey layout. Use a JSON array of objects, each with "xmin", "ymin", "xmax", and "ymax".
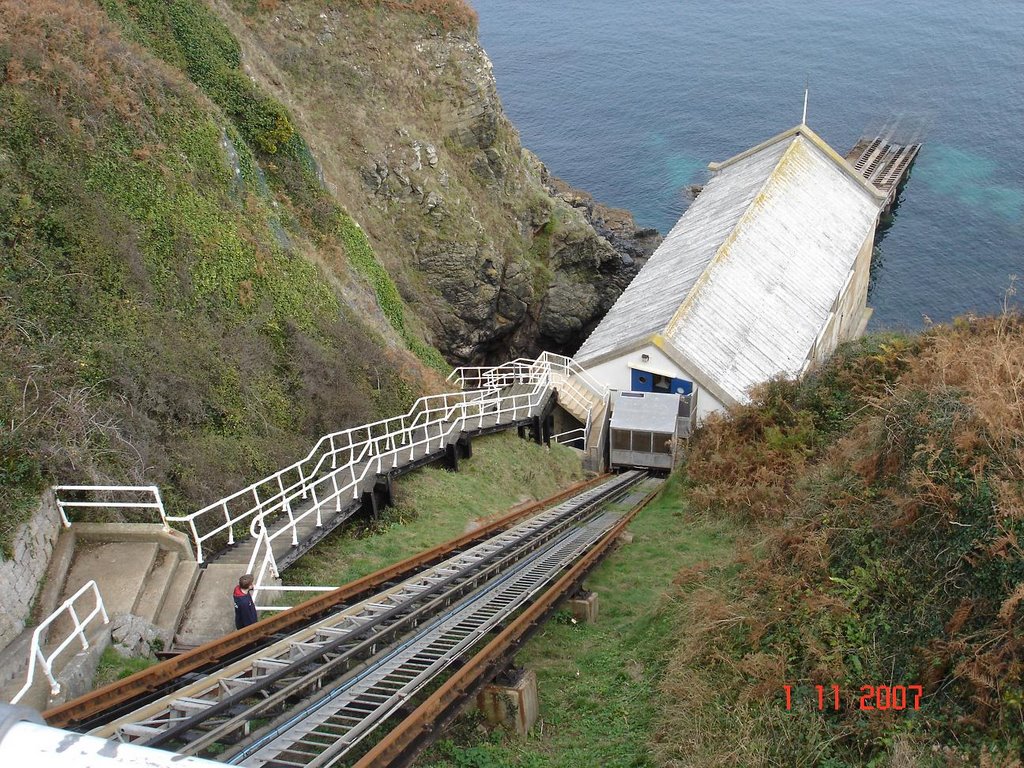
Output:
[{"xmin": 210, "ymin": 2, "xmax": 662, "ymax": 362}]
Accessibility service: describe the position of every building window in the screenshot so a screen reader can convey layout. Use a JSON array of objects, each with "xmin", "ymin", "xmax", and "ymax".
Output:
[
  {"xmin": 631, "ymin": 431, "xmax": 653, "ymax": 453},
  {"xmin": 652, "ymin": 433, "xmax": 673, "ymax": 454}
]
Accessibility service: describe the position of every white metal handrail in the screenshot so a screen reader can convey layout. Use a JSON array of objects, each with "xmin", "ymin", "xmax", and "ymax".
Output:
[
  {"xmin": 244, "ymin": 380, "xmax": 553, "ymax": 585},
  {"xmin": 249, "ymin": 528, "xmax": 333, "ymax": 612},
  {"xmin": 10, "ymin": 580, "xmax": 109, "ymax": 704},
  {"xmin": 450, "ymin": 353, "xmax": 609, "ymax": 453},
  {"xmin": 165, "ymin": 388, "xmax": 503, "ymax": 562},
  {"xmin": 53, "ymin": 485, "xmax": 168, "ymax": 531},
  {"xmin": 552, "ymin": 427, "xmax": 586, "ymax": 447},
  {"xmin": 54, "ymin": 359, "xmax": 568, "ymax": 568},
  {"xmin": 537, "ymin": 351, "xmax": 609, "ymax": 399}
]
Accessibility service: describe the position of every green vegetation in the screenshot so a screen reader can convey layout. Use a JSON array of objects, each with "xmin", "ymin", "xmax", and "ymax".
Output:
[
  {"xmin": 286, "ymin": 432, "xmax": 583, "ymax": 589},
  {"xmin": 418, "ymin": 474, "xmax": 738, "ymax": 768},
  {"xmin": 0, "ymin": 0, "xmax": 443, "ymax": 551},
  {"xmin": 92, "ymin": 647, "xmax": 160, "ymax": 689},
  {"xmin": 410, "ymin": 316, "xmax": 1023, "ymax": 767},
  {"xmin": 656, "ymin": 313, "xmax": 1024, "ymax": 766},
  {"xmin": 97, "ymin": 0, "xmax": 448, "ymax": 373},
  {"xmin": 336, "ymin": 213, "xmax": 448, "ymax": 373}
]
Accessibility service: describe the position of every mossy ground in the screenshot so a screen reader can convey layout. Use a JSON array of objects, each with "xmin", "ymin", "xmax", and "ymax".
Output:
[{"xmin": 92, "ymin": 647, "xmax": 160, "ymax": 689}]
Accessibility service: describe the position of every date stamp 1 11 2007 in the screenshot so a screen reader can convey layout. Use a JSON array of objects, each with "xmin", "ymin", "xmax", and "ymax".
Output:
[{"xmin": 782, "ymin": 684, "xmax": 923, "ymax": 712}]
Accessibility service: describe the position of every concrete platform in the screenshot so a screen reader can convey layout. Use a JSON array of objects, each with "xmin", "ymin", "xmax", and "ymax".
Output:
[{"xmin": 49, "ymin": 542, "xmax": 158, "ymax": 643}]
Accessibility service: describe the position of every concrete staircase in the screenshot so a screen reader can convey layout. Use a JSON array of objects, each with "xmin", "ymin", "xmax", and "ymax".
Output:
[
  {"xmin": 0, "ymin": 525, "xmax": 199, "ymax": 710},
  {"xmin": 550, "ymin": 372, "xmax": 609, "ymax": 472}
]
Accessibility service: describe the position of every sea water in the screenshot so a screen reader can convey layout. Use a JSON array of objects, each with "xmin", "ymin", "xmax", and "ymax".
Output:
[{"xmin": 471, "ymin": 0, "xmax": 1024, "ymax": 328}]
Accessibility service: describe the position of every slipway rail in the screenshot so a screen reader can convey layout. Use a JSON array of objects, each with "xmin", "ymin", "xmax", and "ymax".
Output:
[
  {"xmin": 43, "ymin": 475, "xmax": 609, "ymax": 730},
  {"xmin": 357, "ymin": 477, "xmax": 661, "ymax": 768},
  {"xmin": 45, "ymin": 472, "xmax": 661, "ymax": 768},
  {"xmin": 90, "ymin": 473, "xmax": 644, "ymax": 754},
  {"xmin": 844, "ymin": 123, "xmax": 923, "ymax": 212}
]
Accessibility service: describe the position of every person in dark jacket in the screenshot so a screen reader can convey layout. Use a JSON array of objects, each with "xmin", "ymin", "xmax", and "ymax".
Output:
[{"xmin": 233, "ymin": 573, "xmax": 258, "ymax": 630}]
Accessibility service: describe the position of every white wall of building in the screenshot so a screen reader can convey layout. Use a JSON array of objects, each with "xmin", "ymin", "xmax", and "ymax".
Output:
[{"xmin": 582, "ymin": 343, "xmax": 726, "ymax": 424}]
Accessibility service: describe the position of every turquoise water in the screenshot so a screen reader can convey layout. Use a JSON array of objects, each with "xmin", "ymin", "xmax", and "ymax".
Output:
[{"xmin": 471, "ymin": 0, "xmax": 1024, "ymax": 328}]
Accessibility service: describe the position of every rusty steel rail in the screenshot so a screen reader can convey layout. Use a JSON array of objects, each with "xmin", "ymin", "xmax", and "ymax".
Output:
[
  {"xmin": 353, "ymin": 479, "xmax": 663, "ymax": 768},
  {"xmin": 43, "ymin": 475, "xmax": 609, "ymax": 729}
]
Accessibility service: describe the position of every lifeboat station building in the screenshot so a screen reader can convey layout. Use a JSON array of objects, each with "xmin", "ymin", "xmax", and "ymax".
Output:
[{"xmin": 574, "ymin": 124, "xmax": 887, "ymax": 422}]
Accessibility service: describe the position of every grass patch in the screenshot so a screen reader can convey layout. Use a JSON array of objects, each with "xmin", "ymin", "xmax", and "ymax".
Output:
[
  {"xmin": 285, "ymin": 432, "xmax": 584, "ymax": 589},
  {"xmin": 418, "ymin": 473, "xmax": 740, "ymax": 767},
  {"xmin": 92, "ymin": 647, "xmax": 160, "ymax": 689}
]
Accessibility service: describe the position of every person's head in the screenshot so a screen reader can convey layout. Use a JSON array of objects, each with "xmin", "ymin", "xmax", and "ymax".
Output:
[{"xmin": 239, "ymin": 574, "xmax": 254, "ymax": 590}]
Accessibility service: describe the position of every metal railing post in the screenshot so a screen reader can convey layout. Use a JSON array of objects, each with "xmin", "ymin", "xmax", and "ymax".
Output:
[
  {"xmin": 152, "ymin": 487, "xmax": 169, "ymax": 532},
  {"xmin": 223, "ymin": 502, "xmax": 234, "ymax": 546}
]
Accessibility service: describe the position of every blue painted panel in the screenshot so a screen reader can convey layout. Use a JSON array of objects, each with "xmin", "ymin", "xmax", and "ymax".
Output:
[
  {"xmin": 632, "ymin": 367, "xmax": 692, "ymax": 395},
  {"xmin": 671, "ymin": 377, "xmax": 693, "ymax": 395},
  {"xmin": 630, "ymin": 368, "xmax": 654, "ymax": 392}
]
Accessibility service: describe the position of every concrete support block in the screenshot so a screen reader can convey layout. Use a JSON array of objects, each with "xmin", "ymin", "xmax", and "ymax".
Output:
[
  {"xmin": 618, "ymin": 531, "xmax": 635, "ymax": 545},
  {"xmin": 567, "ymin": 591, "xmax": 599, "ymax": 624},
  {"xmin": 476, "ymin": 668, "xmax": 538, "ymax": 737}
]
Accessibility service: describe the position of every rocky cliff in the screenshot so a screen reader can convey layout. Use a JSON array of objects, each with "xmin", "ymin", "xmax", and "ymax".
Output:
[
  {"xmin": 207, "ymin": 0, "xmax": 660, "ymax": 362},
  {"xmin": 0, "ymin": 0, "xmax": 655, "ymax": 548}
]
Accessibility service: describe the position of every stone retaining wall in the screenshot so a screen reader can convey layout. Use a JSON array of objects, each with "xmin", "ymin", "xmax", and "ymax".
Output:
[{"xmin": 0, "ymin": 492, "xmax": 61, "ymax": 650}]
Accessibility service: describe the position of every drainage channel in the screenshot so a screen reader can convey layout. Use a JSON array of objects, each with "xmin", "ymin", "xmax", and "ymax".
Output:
[{"xmin": 95, "ymin": 472, "xmax": 646, "ymax": 753}]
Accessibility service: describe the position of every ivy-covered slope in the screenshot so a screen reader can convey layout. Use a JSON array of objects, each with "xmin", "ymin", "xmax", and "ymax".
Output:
[{"xmin": 0, "ymin": 0, "xmax": 446, "ymax": 548}]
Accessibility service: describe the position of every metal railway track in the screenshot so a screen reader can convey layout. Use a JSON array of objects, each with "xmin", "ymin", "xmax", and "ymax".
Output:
[
  {"xmin": 96, "ymin": 472, "xmax": 647, "ymax": 758},
  {"xmin": 355, "ymin": 477, "xmax": 662, "ymax": 768},
  {"xmin": 45, "ymin": 475, "xmax": 611, "ymax": 731},
  {"xmin": 234, "ymin": 509, "xmax": 631, "ymax": 768}
]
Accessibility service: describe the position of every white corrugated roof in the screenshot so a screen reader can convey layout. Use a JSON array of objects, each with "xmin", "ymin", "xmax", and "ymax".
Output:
[
  {"xmin": 575, "ymin": 125, "xmax": 883, "ymax": 404},
  {"xmin": 574, "ymin": 136, "xmax": 791, "ymax": 364}
]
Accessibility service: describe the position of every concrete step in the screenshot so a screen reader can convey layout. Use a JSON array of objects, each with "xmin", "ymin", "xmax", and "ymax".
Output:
[
  {"xmin": 0, "ymin": 628, "xmax": 33, "ymax": 693},
  {"xmin": 212, "ymin": 542, "xmax": 259, "ymax": 566},
  {"xmin": 134, "ymin": 550, "xmax": 180, "ymax": 624},
  {"xmin": 154, "ymin": 560, "xmax": 200, "ymax": 636},
  {"xmin": 48, "ymin": 542, "xmax": 159, "ymax": 642},
  {"xmin": 175, "ymin": 563, "xmax": 246, "ymax": 646}
]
